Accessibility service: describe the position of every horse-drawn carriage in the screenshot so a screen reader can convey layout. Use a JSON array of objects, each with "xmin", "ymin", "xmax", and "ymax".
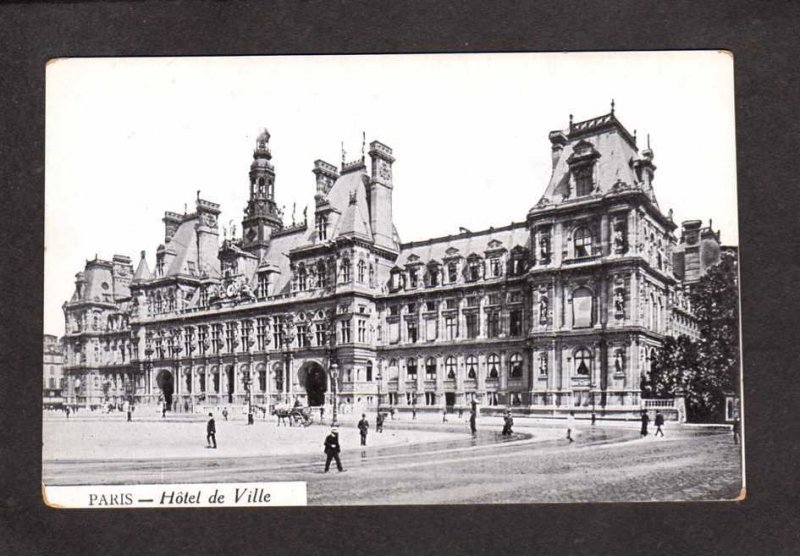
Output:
[{"xmin": 271, "ymin": 403, "xmax": 313, "ymax": 427}]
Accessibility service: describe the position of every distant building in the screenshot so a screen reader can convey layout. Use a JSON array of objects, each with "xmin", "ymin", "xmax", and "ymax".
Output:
[
  {"xmin": 61, "ymin": 107, "xmax": 722, "ymax": 416},
  {"xmin": 43, "ymin": 334, "xmax": 65, "ymax": 409}
]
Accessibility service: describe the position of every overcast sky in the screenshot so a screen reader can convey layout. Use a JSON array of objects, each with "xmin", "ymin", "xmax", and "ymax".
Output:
[{"xmin": 45, "ymin": 52, "xmax": 737, "ymax": 337}]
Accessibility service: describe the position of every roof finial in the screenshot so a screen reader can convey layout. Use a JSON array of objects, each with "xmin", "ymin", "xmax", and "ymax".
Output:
[
  {"xmin": 140, "ymin": 250, "xmax": 146, "ymax": 259},
  {"xmin": 361, "ymin": 131, "xmax": 366, "ymax": 161},
  {"xmin": 611, "ymin": 98, "xmax": 615, "ymax": 115},
  {"xmin": 341, "ymin": 141, "xmax": 346, "ymax": 168},
  {"xmin": 647, "ymin": 133, "xmax": 651, "ymax": 149},
  {"xmin": 196, "ymin": 189, "xmax": 201, "ymax": 201},
  {"xmin": 569, "ymin": 113, "xmax": 573, "ymax": 128}
]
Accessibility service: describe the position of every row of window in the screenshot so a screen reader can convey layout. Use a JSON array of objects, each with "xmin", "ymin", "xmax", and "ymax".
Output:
[
  {"xmin": 390, "ymin": 253, "xmax": 527, "ymax": 291},
  {"xmin": 386, "ymin": 354, "xmax": 525, "ymax": 380},
  {"xmin": 387, "ymin": 309, "xmax": 524, "ymax": 343}
]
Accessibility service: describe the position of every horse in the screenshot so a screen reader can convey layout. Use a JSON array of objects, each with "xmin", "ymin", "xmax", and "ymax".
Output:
[{"xmin": 272, "ymin": 404, "xmax": 313, "ymax": 427}]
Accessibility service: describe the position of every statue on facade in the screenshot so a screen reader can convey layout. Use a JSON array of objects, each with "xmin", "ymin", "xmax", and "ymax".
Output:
[
  {"xmin": 539, "ymin": 235, "xmax": 550, "ymax": 261},
  {"xmin": 614, "ymin": 288, "xmax": 625, "ymax": 316},
  {"xmin": 613, "ymin": 221, "xmax": 626, "ymax": 253},
  {"xmin": 539, "ymin": 353, "xmax": 548, "ymax": 375},
  {"xmin": 539, "ymin": 295, "xmax": 549, "ymax": 324}
]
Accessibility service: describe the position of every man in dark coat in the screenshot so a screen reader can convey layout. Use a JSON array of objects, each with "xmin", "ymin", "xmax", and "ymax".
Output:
[
  {"xmin": 323, "ymin": 428, "xmax": 344, "ymax": 472},
  {"xmin": 469, "ymin": 409, "xmax": 477, "ymax": 436},
  {"xmin": 502, "ymin": 411, "xmax": 514, "ymax": 436},
  {"xmin": 357, "ymin": 414, "xmax": 369, "ymax": 446},
  {"xmin": 654, "ymin": 410, "xmax": 665, "ymax": 437},
  {"xmin": 376, "ymin": 412, "xmax": 384, "ymax": 433},
  {"xmin": 640, "ymin": 410, "xmax": 650, "ymax": 438},
  {"xmin": 206, "ymin": 412, "xmax": 217, "ymax": 448}
]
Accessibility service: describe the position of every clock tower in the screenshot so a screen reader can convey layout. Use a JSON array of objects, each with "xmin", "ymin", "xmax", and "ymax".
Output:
[
  {"xmin": 367, "ymin": 140, "xmax": 398, "ymax": 252},
  {"xmin": 242, "ymin": 128, "xmax": 283, "ymax": 258}
]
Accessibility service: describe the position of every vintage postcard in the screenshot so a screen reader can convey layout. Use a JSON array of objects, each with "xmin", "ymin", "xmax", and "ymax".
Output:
[{"xmin": 43, "ymin": 52, "xmax": 742, "ymax": 507}]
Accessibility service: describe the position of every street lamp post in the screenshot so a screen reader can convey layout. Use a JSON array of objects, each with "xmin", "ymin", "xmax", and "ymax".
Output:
[
  {"xmin": 376, "ymin": 370, "xmax": 382, "ymax": 414},
  {"xmin": 330, "ymin": 362, "xmax": 339, "ymax": 426},
  {"xmin": 244, "ymin": 370, "xmax": 253, "ymax": 425}
]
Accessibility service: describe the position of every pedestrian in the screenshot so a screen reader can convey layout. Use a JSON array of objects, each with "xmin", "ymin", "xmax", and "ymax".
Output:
[
  {"xmin": 640, "ymin": 410, "xmax": 650, "ymax": 438},
  {"xmin": 591, "ymin": 411, "xmax": 596, "ymax": 426},
  {"xmin": 323, "ymin": 427, "xmax": 344, "ymax": 472},
  {"xmin": 222, "ymin": 407, "xmax": 229, "ymax": 421},
  {"xmin": 442, "ymin": 408, "xmax": 448, "ymax": 423},
  {"xmin": 358, "ymin": 413, "xmax": 369, "ymax": 446},
  {"xmin": 566, "ymin": 411, "xmax": 575, "ymax": 442},
  {"xmin": 391, "ymin": 407, "xmax": 396, "ymax": 420},
  {"xmin": 502, "ymin": 411, "xmax": 514, "ymax": 436},
  {"xmin": 732, "ymin": 413, "xmax": 741, "ymax": 445},
  {"xmin": 458, "ymin": 407, "xmax": 463, "ymax": 419},
  {"xmin": 654, "ymin": 410, "xmax": 665, "ymax": 437},
  {"xmin": 412, "ymin": 406, "xmax": 417, "ymax": 420},
  {"xmin": 469, "ymin": 410, "xmax": 477, "ymax": 436},
  {"xmin": 161, "ymin": 402, "xmax": 166, "ymax": 418},
  {"xmin": 126, "ymin": 403, "xmax": 132, "ymax": 422},
  {"xmin": 65, "ymin": 406, "xmax": 70, "ymax": 419},
  {"xmin": 376, "ymin": 412, "xmax": 384, "ymax": 433},
  {"xmin": 206, "ymin": 412, "xmax": 217, "ymax": 448}
]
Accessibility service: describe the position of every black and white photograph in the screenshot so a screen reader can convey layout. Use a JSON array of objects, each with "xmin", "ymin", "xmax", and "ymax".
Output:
[{"xmin": 42, "ymin": 52, "xmax": 743, "ymax": 507}]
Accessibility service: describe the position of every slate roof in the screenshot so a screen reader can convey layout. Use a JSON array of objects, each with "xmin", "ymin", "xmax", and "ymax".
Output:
[{"xmin": 396, "ymin": 223, "xmax": 530, "ymax": 267}]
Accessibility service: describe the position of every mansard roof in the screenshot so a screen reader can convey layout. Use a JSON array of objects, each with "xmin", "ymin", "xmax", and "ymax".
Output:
[
  {"xmin": 396, "ymin": 222, "xmax": 529, "ymax": 267},
  {"xmin": 326, "ymin": 168, "xmax": 374, "ymax": 240},
  {"xmin": 537, "ymin": 111, "xmax": 658, "ymax": 208}
]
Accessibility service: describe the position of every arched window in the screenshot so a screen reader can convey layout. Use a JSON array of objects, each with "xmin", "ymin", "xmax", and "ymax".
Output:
[
  {"xmin": 575, "ymin": 348, "xmax": 591, "ymax": 375},
  {"xmin": 466, "ymin": 355, "xmax": 478, "ymax": 379},
  {"xmin": 509, "ymin": 353, "xmax": 523, "ymax": 378},
  {"xmin": 388, "ymin": 359, "xmax": 399, "ymax": 380},
  {"xmin": 357, "ymin": 260, "xmax": 366, "ymax": 283},
  {"xmin": 406, "ymin": 358, "xmax": 417, "ymax": 379},
  {"xmin": 574, "ymin": 227, "xmax": 593, "ymax": 258},
  {"xmin": 425, "ymin": 357, "xmax": 437, "ymax": 380},
  {"xmin": 488, "ymin": 354, "xmax": 500, "ymax": 378},
  {"xmin": 445, "ymin": 356, "xmax": 457, "ymax": 379}
]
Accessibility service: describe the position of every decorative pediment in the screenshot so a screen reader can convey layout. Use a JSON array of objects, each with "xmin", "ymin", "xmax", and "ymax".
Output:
[
  {"xmin": 445, "ymin": 247, "xmax": 460, "ymax": 257},
  {"xmin": 405, "ymin": 253, "xmax": 423, "ymax": 266},
  {"xmin": 486, "ymin": 239, "xmax": 504, "ymax": 251}
]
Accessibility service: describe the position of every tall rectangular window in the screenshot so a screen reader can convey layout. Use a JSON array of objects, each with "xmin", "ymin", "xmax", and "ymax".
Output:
[
  {"xmin": 241, "ymin": 320, "xmax": 252, "ymax": 351},
  {"xmin": 445, "ymin": 316, "xmax": 458, "ymax": 340},
  {"xmin": 272, "ymin": 316, "xmax": 283, "ymax": 347},
  {"xmin": 315, "ymin": 323, "xmax": 327, "ymax": 346},
  {"xmin": 407, "ymin": 320, "xmax": 418, "ymax": 343},
  {"xmin": 297, "ymin": 324, "xmax": 309, "ymax": 348},
  {"xmin": 225, "ymin": 322, "xmax": 236, "ymax": 353},
  {"xmin": 408, "ymin": 267, "xmax": 419, "ymax": 288},
  {"xmin": 425, "ymin": 319, "xmax": 437, "ymax": 341},
  {"xmin": 486, "ymin": 312, "xmax": 500, "ymax": 338},
  {"xmin": 509, "ymin": 309, "xmax": 523, "ymax": 336},
  {"xmin": 357, "ymin": 319, "xmax": 366, "ymax": 343},
  {"xmin": 211, "ymin": 324, "xmax": 222, "ymax": 354},
  {"xmin": 198, "ymin": 326, "xmax": 208, "ymax": 354},
  {"xmin": 389, "ymin": 321, "xmax": 400, "ymax": 344},
  {"xmin": 466, "ymin": 314, "xmax": 479, "ymax": 339},
  {"xmin": 184, "ymin": 328, "xmax": 194, "ymax": 355},
  {"xmin": 257, "ymin": 318, "xmax": 268, "ymax": 351},
  {"xmin": 489, "ymin": 257, "xmax": 502, "ymax": 277},
  {"xmin": 340, "ymin": 319, "xmax": 351, "ymax": 344},
  {"xmin": 155, "ymin": 337, "xmax": 164, "ymax": 359}
]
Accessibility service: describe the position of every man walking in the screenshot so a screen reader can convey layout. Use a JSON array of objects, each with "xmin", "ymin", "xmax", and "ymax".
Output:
[
  {"xmin": 358, "ymin": 413, "xmax": 369, "ymax": 446},
  {"xmin": 566, "ymin": 411, "xmax": 575, "ymax": 442},
  {"xmin": 469, "ymin": 409, "xmax": 477, "ymax": 436},
  {"xmin": 222, "ymin": 407, "xmax": 229, "ymax": 422},
  {"xmin": 206, "ymin": 412, "xmax": 217, "ymax": 449},
  {"xmin": 376, "ymin": 412, "xmax": 384, "ymax": 433},
  {"xmin": 640, "ymin": 410, "xmax": 650, "ymax": 438},
  {"xmin": 323, "ymin": 427, "xmax": 344, "ymax": 472},
  {"xmin": 654, "ymin": 410, "xmax": 665, "ymax": 437}
]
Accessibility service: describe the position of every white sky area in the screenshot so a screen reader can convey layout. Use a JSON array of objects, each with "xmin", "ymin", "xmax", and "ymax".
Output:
[{"xmin": 44, "ymin": 52, "xmax": 737, "ymax": 336}]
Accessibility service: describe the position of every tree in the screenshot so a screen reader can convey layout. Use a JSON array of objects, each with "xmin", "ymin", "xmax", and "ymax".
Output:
[
  {"xmin": 642, "ymin": 250, "xmax": 740, "ymax": 422},
  {"xmin": 688, "ymin": 250, "xmax": 740, "ymax": 421}
]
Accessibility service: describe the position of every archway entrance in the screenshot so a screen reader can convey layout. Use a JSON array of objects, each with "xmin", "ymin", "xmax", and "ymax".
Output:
[
  {"xmin": 300, "ymin": 362, "xmax": 327, "ymax": 406},
  {"xmin": 156, "ymin": 369, "xmax": 174, "ymax": 410}
]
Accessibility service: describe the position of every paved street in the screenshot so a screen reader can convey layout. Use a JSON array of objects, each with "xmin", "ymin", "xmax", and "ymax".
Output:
[{"xmin": 43, "ymin": 413, "xmax": 742, "ymax": 504}]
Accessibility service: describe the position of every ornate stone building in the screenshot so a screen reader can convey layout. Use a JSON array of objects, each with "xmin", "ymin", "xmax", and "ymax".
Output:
[
  {"xmin": 61, "ymin": 108, "xmax": 720, "ymax": 416},
  {"xmin": 43, "ymin": 334, "xmax": 65, "ymax": 409}
]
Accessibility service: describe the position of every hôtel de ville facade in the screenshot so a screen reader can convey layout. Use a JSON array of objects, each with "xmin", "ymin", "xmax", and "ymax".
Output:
[{"xmin": 61, "ymin": 107, "xmax": 722, "ymax": 418}]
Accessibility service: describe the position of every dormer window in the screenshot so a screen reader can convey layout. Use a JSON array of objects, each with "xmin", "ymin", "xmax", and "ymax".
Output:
[
  {"xmin": 467, "ymin": 256, "xmax": 483, "ymax": 282},
  {"xmin": 297, "ymin": 264, "xmax": 307, "ymax": 291},
  {"xmin": 408, "ymin": 267, "xmax": 419, "ymax": 288},
  {"xmin": 447, "ymin": 261, "xmax": 458, "ymax": 283},
  {"xmin": 316, "ymin": 215, "xmax": 328, "ymax": 241},
  {"xmin": 489, "ymin": 257, "xmax": 503, "ymax": 278},
  {"xmin": 567, "ymin": 139, "xmax": 600, "ymax": 198}
]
